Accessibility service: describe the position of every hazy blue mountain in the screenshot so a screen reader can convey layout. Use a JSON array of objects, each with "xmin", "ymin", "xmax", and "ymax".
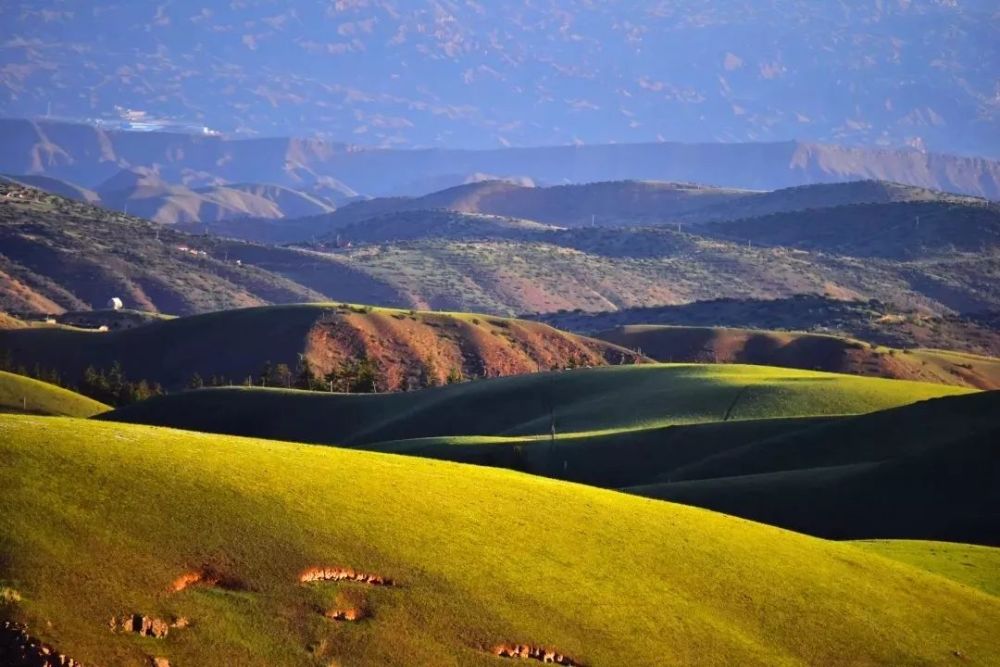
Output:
[
  {"xmin": 3, "ymin": 119, "xmax": 1000, "ymax": 199},
  {"xmin": 1, "ymin": 1, "xmax": 997, "ymax": 156}
]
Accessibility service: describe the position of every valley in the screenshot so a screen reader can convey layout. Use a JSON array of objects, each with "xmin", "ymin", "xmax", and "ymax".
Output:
[{"xmin": 2, "ymin": 5, "xmax": 999, "ymax": 665}]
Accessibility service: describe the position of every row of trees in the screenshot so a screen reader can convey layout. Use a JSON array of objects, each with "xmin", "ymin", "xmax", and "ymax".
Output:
[
  {"xmin": 188, "ymin": 354, "xmax": 385, "ymax": 394},
  {"xmin": 80, "ymin": 363, "xmax": 164, "ymax": 405},
  {"xmin": 0, "ymin": 351, "xmax": 163, "ymax": 406},
  {"xmin": 188, "ymin": 354, "xmax": 468, "ymax": 394}
]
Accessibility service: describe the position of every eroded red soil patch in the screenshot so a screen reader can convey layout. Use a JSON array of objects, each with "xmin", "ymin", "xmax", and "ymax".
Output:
[
  {"xmin": 170, "ymin": 566, "xmax": 243, "ymax": 593},
  {"xmin": 299, "ymin": 566, "xmax": 395, "ymax": 587}
]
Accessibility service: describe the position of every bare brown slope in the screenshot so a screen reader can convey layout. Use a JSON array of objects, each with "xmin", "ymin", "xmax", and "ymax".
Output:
[
  {"xmin": 0, "ymin": 304, "xmax": 643, "ymax": 392},
  {"xmin": 596, "ymin": 325, "xmax": 1000, "ymax": 390}
]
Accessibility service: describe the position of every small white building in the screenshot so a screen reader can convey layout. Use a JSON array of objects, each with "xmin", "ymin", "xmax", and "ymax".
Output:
[{"xmin": 107, "ymin": 297, "xmax": 124, "ymax": 311}]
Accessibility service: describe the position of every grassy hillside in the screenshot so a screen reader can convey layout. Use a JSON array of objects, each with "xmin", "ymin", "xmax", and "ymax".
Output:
[
  {"xmin": 631, "ymin": 428, "xmax": 998, "ymax": 544},
  {"xmin": 595, "ymin": 324, "xmax": 1000, "ymax": 389},
  {"xmin": 852, "ymin": 541, "xmax": 1000, "ymax": 597},
  {"xmin": 2, "ymin": 415, "xmax": 999, "ymax": 665},
  {"xmin": 6, "ymin": 181, "xmax": 999, "ymax": 318},
  {"xmin": 535, "ymin": 295, "xmax": 1000, "ymax": 357},
  {"xmin": 102, "ymin": 363, "xmax": 970, "ymax": 446},
  {"xmin": 0, "ymin": 182, "xmax": 408, "ymax": 315},
  {"xmin": 0, "ymin": 370, "xmax": 108, "ymax": 416},
  {"xmin": 702, "ymin": 200, "xmax": 1000, "ymax": 260},
  {"xmin": 1, "ymin": 173, "xmax": 101, "ymax": 203},
  {"xmin": 0, "ymin": 303, "xmax": 642, "ymax": 392},
  {"xmin": 304, "ymin": 234, "xmax": 989, "ymax": 316},
  {"xmin": 105, "ymin": 379, "xmax": 994, "ymax": 544},
  {"xmin": 326, "ymin": 209, "xmax": 559, "ymax": 245},
  {"xmin": 689, "ymin": 180, "xmax": 987, "ymax": 224},
  {"xmin": 622, "ymin": 391, "xmax": 1000, "ymax": 544}
]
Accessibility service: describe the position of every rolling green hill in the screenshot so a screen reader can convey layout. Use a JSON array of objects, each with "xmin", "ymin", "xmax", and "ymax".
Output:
[
  {"xmin": 101, "ymin": 364, "xmax": 970, "ymax": 447},
  {"xmin": 852, "ymin": 540, "xmax": 1000, "ymax": 597},
  {"xmin": 103, "ymin": 373, "xmax": 993, "ymax": 543},
  {"xmin": 2, "ymin": 414, "xmax": 998, "ymax": 665},
  {"xmin": 622, "ymin": 391, "xmax": 1000, "ymax": 544},
  {"xmin": 630, "ymin": 427, "xmax": 998, "ymax": 545},
  {"xmin": 0, "ymin": 304, "xmax": 641, "ymax": 392},
  {"xmin": 0, "ymin": 370, "xmax": 108, "ymax": 417},
  {"xmin": 593, "ymin": 324, "xmax": 1000, "ymax": 389}
]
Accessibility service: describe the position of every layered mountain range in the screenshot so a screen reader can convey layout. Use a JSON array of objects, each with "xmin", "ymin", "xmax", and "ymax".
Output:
[
  {"xmin": 3, "ymin": 119, "xmax": 1000, "ymax": 201},
  {"xmin": 2, "ymin": 1, "xmax": 997, "ymax": 156}
]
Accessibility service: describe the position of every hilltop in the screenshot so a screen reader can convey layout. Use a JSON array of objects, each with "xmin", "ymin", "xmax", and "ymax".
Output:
[
  {"xmin": 594, "ymin": 325, "xmax": 1000, "ymax": 389},
  {"xmin": 0, "ymin": 304, "xmax": 642, "ymax": 392},
  {"xmin": 308, "ymin": 180, "xmax": 748, "ymax": 233},
  {"xmin": 5, "ymin": 170, "xmax": 345, "ymax": 226},
  {"xmin": 534, "ymin": 295, "xmax": 1000, "ymax": 357},
  {"xmin": 2, "ymin": 414, "xmax": 998, "ymax": 665},
  {"xmin": 701, "ymin": 200, "xmax": 1000, "ymax": 260},
  {"xmin": 0, "ymin": 370, "xmax": 107, "ymax": 417},
  {"xmin": 101, "ymin": 363, "xmax": 969, "ymax": 447},
  {"xmin": 253, "ymin": 178, "xmax": 988, "ymax": 244}
]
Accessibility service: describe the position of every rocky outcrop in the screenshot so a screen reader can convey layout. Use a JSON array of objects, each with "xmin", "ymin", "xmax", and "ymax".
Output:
[
  {"xmin": 299, "ymin": 566, "xmax": 395, "ymax": 587},
  {"xmin": 492, "ymin": 643, "xmax": 583, "ymax": 666},
  {"xmin": 0, "ymin": 620, "xmax": 84, "ymax": 667},
  {"xmin": 109, "ymin": 614, "xmax": 187, "ymax": 638}
]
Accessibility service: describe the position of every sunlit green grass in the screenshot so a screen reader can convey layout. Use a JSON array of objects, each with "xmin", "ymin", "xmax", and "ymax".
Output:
[
  {"xmin": 0, "ymin": 370, "xmax": 108, "ymax": 416},
  {"xmin": 2, "ymin": 415, "xmax": 998, "ymax": 665},
  {"xmin": 852, "ymin": 540, "xmax": 1000, "ymax": 597},
  {"xmin": 104, "ymin": 363, "xmax": 972, "ymax": 446}
]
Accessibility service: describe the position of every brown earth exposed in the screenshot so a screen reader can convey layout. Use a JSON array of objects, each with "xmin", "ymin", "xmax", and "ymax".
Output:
[
  {"xmin": 299, "ymin": 566, "xmax": 395, "ymax": 587},
  {"xmin": 596, "ymin": 325, "xmax": 1000, "ymax": 389},
  {"xmin": 0, "ymin": 304, "xmax": 644, "ymax": 392}
]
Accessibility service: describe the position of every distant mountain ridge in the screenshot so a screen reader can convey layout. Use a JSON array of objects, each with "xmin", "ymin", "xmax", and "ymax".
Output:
[
  {"xmin": 2, "ymin": 119, "xmax": 1000, "ymax": 199},
  {"xmin": 1, "ymin": 2, "xmax": 996, "ymax": 155}
]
